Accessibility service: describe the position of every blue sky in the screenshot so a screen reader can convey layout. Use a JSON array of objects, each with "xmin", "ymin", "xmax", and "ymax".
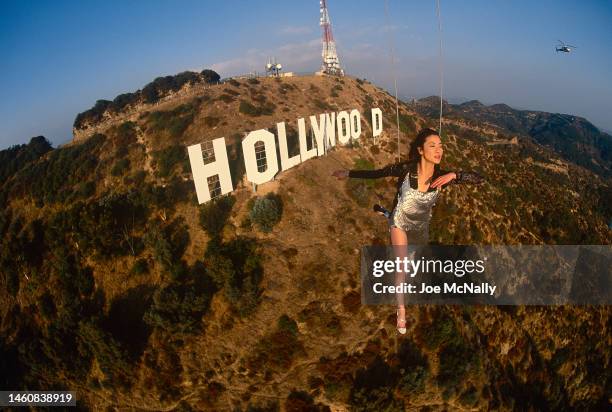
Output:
[{"xmin": 1, "ymin": 0, "xmax": 610, "ymax": 150}]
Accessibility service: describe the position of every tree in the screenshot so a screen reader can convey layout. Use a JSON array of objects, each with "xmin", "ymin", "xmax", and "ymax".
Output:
[
  {"xmin": 143, "ymin": 263, "xmax": 213, "ymax": 336},
  {"xmin": 249, "ymin": 193, "xmax": 283, "ymax": 232},
  {"xmin": 201, "ymin": 69, "xmax": 220, "ymax": 84},
  {"xmin": 204, "ymin": 237, "xmax": 263, "ymax": 316},
  {"xmin": 198, "ymin": 195, "xmax": 236, "ymax": 237}
]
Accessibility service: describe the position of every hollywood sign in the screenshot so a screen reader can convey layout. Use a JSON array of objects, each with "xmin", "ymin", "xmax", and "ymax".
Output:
[{"xmin": 187, "ymin": 107, "xmax": 383, "ymax": 204}]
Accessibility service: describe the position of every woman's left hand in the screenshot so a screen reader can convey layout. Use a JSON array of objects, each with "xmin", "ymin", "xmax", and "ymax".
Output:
[{"xmin": 429, "ymin": 172, "xmax": 456, "ymax": 189}]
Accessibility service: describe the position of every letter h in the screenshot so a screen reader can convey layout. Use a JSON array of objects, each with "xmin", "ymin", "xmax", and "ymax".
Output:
[{"xmin": 187, "ymin": 137, "xmax": 233, "ymax": 204}]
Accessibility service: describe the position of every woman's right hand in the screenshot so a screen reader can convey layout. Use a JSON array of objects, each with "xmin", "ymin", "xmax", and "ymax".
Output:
[{"xmin": 332, "ymin": 169, "xmax": 349, "ymax": 179}]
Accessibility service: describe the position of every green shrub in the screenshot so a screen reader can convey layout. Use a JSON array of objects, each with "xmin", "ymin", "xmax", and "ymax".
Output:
[
  {"xmin": 48, "ymin": 191, "xmax": 150, "ymax": 260},
  {"xmin": 198, "ymin": 195, "xmax": 236, "ymax": 237},
  {"xmin": 143, "ymin": 218, "xmax": 190, "ymax": 274},
  {"xmin": 137, "ymin": 181, "xmax": 182, "ymax": 213},
  {"xmin": 223, "ymin": 88, "xmax": 239, "ymax": 96},
  {"xmin": 330, "ymin": 84, "xmax": 343, "ymax": 98},
  {"xmin": 238, "ymin": 100, "xmax": 259, "ymax": 116},
  {"xmin": 285, "ymin": 390, "xmax": 328, "ymax": 412},
  {"xmin": 277, "ymin": 314, "xmax": 298, "ymax": 336},
  {"xmin": 147, "ymin": 103, "xmax": 198, "ymax": 139},
  {"xmin": 349, "ymin": 356, "xmax": 403, "ymax": 411},
  {"xmin": 152, "ymin": 145, "xmax": 187, "ymax": 178},
  {"xmin": 247, "ymin": 314, "xmax": 303, "ymax": 372},
  {"xmin": 398, "ymin": 114, "xmax": 416, "ymax": 134},
  {"xmin": 397, "ymin": 339, "xmax": 429, "ymax": 394},
  {"xmin": 164, "ymin": 175, "xmax": 192, "ymax": 204},
  {"xmin": 436, "ymin": 339, "xmax": 479, "ymax": 388},
  {"xmin": 204, "ymin": 237, "xmax": 263, "ymax": 316},
  {"xmin": 217, "ymin": 94, "xmax": 235, "ymax": 103},
  {"xmin": 416, "ymin": 310, "xmax": 479, "ymax": 390},
  {"xmin": 38, "ymin": 291, "xmax": 57, "ymax": 319},
  {"xmin": 114, "ymin": 121, "xmax": 138, "ymax": 147},
  {"xmin": 111, "ymin": 158, "xmax": 130, "ymax": 176},
  {"xmin": 239, "ymin": 100, "xmax": 276, "ymax": 116},
  {"xmin": 420, "ymin": 312, "xmax": 463, "ymax": 350},
  {"xmin": 73, "ymin": 99, "xmax": 112, "ymax": 129},
  {"xmin": 249, "ymin": 193, "xmax": 283, "ymax": 232},
  {"xmin": 124, "ymin": 170, "xmax": 147, "ymax": 186},
  {"xmin": 0, "ymin": 136, "xmax": 53, "ymax": 182},
  {"xmin": 6, "ymin": 269, "xmax": 19, "ymax": 296},
  {"xmin": 240, "ymin": 215, "xmax": 252, "ymax": 230},
  {"xmin": 78, "ymin": 319, "xmax": 134, "ymax": 388},
  {"xmin": 130, "ymin": 258, "xmax": 149, "ymax": 276},
  {"xmin": 10, "ymin": 133, "xmax": 105, "ymax": 205},
  {"xmin": 550, "ymin": 347, "xmax": 570, "ymax": 371},
  {"xmin": 143, "ymin": 278, "xmax": 212, "ymax": 335},
  {"xmin": 203, "ymin": 116, "xmax": 221, "ymax": 128},
  {"xmin": 459, "ymin": 386, "xmax": 479, "ymax": 407},
  {"xmin": 251, "ymin": 92, "xmax": 267, "ymax": 103},
  {"xmin": 313, "ymin": 99, "xmax": 334, "ymax": 111},
  {"xmin": 76, "ymin": 181, "xmax": 96, "ymax": 198},
  {"xmin": 201, "ymin": 69, "xmax": 220, "ymax": 84}
]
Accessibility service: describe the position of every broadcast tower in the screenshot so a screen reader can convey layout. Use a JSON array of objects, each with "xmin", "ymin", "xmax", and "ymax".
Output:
[{"xmin": 319, "ymin": 0, "xmax": 344, "ymax": 76}]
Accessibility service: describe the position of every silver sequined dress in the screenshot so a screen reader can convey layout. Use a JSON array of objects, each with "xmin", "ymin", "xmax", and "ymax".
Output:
[
  {"xmin": 389, "ymin": 171, "xmax": 440, "ymax": 244},
  {"xmin": 347, "ymin": 158, "xmax": 483, "ymax": 244}
]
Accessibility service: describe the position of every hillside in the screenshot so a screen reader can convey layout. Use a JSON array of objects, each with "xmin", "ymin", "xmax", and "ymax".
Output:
[{"xmin": 0, "ymin": 72, "xmax": 610, "ymax": 411}]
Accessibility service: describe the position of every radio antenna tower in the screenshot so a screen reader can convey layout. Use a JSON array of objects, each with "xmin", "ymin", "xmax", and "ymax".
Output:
[{"xmin": 319, "ymin": 0, "xmax": 344, "ymax": 76}]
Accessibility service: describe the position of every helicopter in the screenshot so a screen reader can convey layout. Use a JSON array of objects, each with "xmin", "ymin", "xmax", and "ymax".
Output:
[{"xmin": 556, "ymin": 40, "xmax": 577, "ymax": 53}]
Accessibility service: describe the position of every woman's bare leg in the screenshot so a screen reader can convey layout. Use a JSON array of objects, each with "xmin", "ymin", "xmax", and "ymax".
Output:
[{"xmin": 390, "ymin": 226, "xmax": 408, "ymax": 331}]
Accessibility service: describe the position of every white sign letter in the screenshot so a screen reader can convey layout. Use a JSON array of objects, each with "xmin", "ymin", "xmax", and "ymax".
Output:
[
  {"xmin": 309, "ymin": 114, "xmax": 327, "ymax": 156},
  {"xmin": 187, "ymin": 138, "xmax": 233, "ymax": 205},
  {"xmin": 337, "ymin": 110, "xmax": 350, "ymax": 144},
  {"xmin": 277, "ymin": 122, "xmax": 301, "ymax": 171},
  {"xmin": 325, "ymin": 112, "xmax": 336, "ymax": 149},
  {"xmin": 242, "ymin": 129, "xmax": 279, "ymax": 185},
  {"xmin": 298, "ymin": 117, "xmax": 317, "ymax": 162},
  {"xmin": 350, "ymin": 109, "xmax": 361, "ymax": 140},
  {"xmin": 371, "ymin": 108, "xmax": 383, "ymax": 138}
]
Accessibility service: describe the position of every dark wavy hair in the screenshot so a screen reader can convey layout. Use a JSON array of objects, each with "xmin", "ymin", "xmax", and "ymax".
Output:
[{"xmin": 408, "ymin": 128, "xmax": 439, "ymax": 161}]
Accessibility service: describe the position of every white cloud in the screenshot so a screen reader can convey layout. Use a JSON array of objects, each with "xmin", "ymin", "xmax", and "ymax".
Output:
[
  {"xmin": 210, "ymin": 38, "xmax": 322, "ymax": 77},
  {"xmin": 280, "ymin": 25, "xmax": 313, "ymax": 35},
  {"xmin": 344, "ymin": 24, "xmax": 411, "ymax": 38},
  {"xmin": 380, "ymin": 24, "xmax": 411, "ymax": 33}
]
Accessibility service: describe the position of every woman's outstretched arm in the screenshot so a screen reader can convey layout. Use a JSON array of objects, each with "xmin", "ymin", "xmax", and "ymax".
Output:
[
  {"xmin": 452, "ymin": 170, "xmax": 485, "ymax": 184},
  {"xmin": 333, "ymin": 161, "xmax": 409, "ymax": 179},
  {"xmin": 430, "ymin": 169, "xmax": 484, "ymax": 188}
]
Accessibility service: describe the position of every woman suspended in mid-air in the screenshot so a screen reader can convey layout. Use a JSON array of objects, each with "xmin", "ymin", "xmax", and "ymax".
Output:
[{"xmin": 333, "ymin": 128, "xmax": 484, "ymax": 334}]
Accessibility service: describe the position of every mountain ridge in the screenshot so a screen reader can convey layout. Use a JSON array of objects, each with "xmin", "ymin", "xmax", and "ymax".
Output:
[{"xmin": 416, "ymin": 96, "xmax": 612, "ymax": 178}]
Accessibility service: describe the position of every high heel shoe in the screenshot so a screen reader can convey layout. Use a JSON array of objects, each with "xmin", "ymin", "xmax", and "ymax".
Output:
[{"xmin": 396, "ymin": 309, "xmax": 407, "ymax": 334}]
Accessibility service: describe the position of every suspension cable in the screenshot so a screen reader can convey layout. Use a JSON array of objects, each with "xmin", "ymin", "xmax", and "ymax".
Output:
[
  {"xmin": 384, "ymin": 0, "xmax": 402, "ymax": 162},
  {"xmin": 435, "ymin": 0, "xmax": 444, "ymax": 135}
]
